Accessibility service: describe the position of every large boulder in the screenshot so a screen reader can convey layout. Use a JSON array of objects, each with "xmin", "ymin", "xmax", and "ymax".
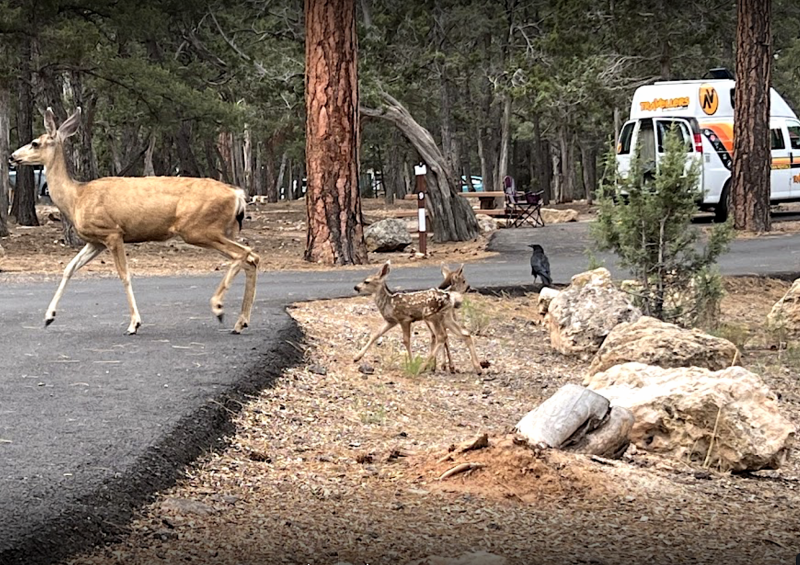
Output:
[
  {"xmin": 587, "ymin": 316, "xmax": 739, "ymax": 376},
  {"xmin": 364, "ymin": 218, "xmax": 412, "ymax": 252},
  {"xmin": 767, "ymin": 277, "xmax": 800, "ymax": 338},
  {"xmin": 541, "ymin": 208, "xmax": 579, "ymax": 224},
  {"xmin": 586, "ymin": 362, "xmax": 795, "ymax": 471},
  {"xmin": 545, "ymin": 268, "xmax": 641, "ymax": 358}
]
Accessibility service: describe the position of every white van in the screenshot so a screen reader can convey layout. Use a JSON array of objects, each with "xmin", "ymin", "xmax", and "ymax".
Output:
[{"xmin": 616, "ymin": 76, "xmax": 800, "ymax": 221}]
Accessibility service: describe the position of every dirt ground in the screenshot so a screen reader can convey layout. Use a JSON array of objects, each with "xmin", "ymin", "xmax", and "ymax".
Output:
[
  {"xmin": 57, "ymin": 278, "xmax": 800, "ymax": 565},
  {"xmin": 2, "ymin": 199, "xmax": 800, "ymax": 564}
]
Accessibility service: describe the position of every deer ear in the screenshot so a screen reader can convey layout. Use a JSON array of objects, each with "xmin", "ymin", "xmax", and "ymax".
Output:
[
  {"xmin": 57, "ymin": 107, "xmax": 82, "ymax": 140},
  {"xmin": 441, "ymin": 264, "xmax": 451, "ymax": 277},
  {"xmin": 380, "ymin": 260, "xmax": 391, "ymax": 277},
  {"xmin": 44, "ymin": 108, "xmax": 56, "ymax": 136},
  {"xmin": 456, "ymin": 264, "xmax": 464, "ymax": 274}
]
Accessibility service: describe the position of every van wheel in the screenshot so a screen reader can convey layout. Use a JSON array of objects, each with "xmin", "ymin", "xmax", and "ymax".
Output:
[{"xmin": 715, "ymin": 183, "xmax": 731, "ymax": 223}]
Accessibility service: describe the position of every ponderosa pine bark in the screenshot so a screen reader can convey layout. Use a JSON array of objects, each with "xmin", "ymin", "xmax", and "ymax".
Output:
[
  {"xmin": 11, "ymin": 34, "xmax": 38, "ymax": 227},
  {"xmin": 304, "ymin": 0, "xmax": 367, "ymax": 264},
  {"xmin": 732, "ymin": 0, "xmax": 771, "ymax": 232}
]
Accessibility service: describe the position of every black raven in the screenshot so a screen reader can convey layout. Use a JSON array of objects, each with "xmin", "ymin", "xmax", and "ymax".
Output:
[{"xmin": 528, "ymin": 244, "xmax": 552, "ymax": 287}]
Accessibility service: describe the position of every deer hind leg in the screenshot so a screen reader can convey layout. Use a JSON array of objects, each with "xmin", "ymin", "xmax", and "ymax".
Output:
[
  {"xmin": 444, "ymin": 313, "xmax": 483, "ymax": 375},
  {"xmin": 45, "ymin": 242, "xmax": 106, "ymax": 327},
  {"xmin": 105, "ymin": 237, "xmax": 142, "ymax": 335},
  {"xmin": 192, "ymin": 236, "xmax": 260, "ymax": 334},
  {"xmin": 354, "ymin": 320, "xmax": 397, "ymax": 362}
]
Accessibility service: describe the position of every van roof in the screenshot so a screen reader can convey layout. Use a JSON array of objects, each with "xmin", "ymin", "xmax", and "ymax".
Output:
[{"xmin": 630, "ymin": 79, "xmax": 797, "ymax": 120}]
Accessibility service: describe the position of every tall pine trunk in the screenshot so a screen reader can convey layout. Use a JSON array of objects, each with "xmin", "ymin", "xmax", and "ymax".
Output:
[
  {"xmin": 732, "ymin": 0, "xmax": 772, "ymax": 232},
  {"xmin": 11, "ymin": 34, "xmax": 38, "ymax": 227},
  {"xmin": 304, "ymin": 0, "xmax": 367, "ymax": 264}
]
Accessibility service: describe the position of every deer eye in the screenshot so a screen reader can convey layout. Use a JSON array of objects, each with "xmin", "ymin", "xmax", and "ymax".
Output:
[{"xmin": 31, "ymin": 141, "xmax": 39, "ymax": 148}]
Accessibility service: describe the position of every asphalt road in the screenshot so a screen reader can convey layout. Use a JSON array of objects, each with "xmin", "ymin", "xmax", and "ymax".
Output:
[{"xmin": 3, "ymin": 220, "xmax": 800, "ymax": 565}]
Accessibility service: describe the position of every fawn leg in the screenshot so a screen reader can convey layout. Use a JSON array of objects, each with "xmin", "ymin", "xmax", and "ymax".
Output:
[
  {"xmin": 354, "ymin": 320, "xmax": 397, "ymax": 362},
  {"xmin": 444, "ymin": 315, "xmax": 483, "ymax": 375}
]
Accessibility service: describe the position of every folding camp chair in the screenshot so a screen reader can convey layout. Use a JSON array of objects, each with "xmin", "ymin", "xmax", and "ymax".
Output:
[{"xmin": 503, "ymin": 176, "xmax": 545, "ymax": 228}]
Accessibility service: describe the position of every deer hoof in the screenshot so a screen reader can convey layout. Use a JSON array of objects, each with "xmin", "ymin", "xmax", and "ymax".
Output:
[
  {"xmin": 216, "ymin": 313, "xmax": 224, "ymax": 323},
  {"xmin": 44, "ymin": 315, "xmax": 55, "ymax": 327}
]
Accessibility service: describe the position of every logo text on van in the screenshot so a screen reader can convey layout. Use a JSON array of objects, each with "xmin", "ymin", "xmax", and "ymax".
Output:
[
  {"xmin": 699, "ymin": 84, "xmax": 719, "ymax": 115},
  {"xmin": 639, "ymin": 97, "xmax": 690, "ymax": 112}
]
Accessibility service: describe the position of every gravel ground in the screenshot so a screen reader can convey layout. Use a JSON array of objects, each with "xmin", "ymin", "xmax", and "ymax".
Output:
[{"xmin": 64, "ymin": 280, "xmax": 800, "ymax": 565}]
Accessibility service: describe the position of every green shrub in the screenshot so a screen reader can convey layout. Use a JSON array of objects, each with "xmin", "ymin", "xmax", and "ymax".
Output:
[{"xmin": 592, "ymin": 130, "xmax": 733, "ymax": 328}]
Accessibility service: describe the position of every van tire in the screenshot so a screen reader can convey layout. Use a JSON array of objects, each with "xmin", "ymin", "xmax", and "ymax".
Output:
[{"xmin": 715, "ymin": 183, "xmax": 731, "ymax": 223}]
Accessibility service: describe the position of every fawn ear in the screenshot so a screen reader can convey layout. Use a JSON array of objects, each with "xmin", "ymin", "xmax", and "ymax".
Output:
[
  {"xmin": 44, "ymin": 108, "xmax": 56, "ymax": 137},
  {"xmin": 380, "ymin": 260, "xmax": 391, "ymax": 277},
  {"xmin": 441, "ymin": 264, "xmax": 451, "ymax": 277},
  {"xmin": 456, "ymin": 264, "xmax": 464, "ymax": 274}
]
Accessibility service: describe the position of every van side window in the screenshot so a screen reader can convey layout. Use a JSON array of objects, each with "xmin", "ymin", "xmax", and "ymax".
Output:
[
  {"xmin": 656, "ymin": 120, "xmax": 691, "ymax": 152},
  {"xmin": 787, "ymin": 124, "xmax": 800, "ymax": 150},
  {"xmin": 617, "ymin": 123, "xmax": 634, "ymax": 155},
  {"xmin": 771, "ymin": 128, "xmax": 786, "ymax": 150}
]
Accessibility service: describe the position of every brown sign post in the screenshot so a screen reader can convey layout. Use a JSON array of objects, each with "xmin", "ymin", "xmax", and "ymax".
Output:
[{"xmin": 414, "ymin": 164, "xmax": 427, "ymax": 256}]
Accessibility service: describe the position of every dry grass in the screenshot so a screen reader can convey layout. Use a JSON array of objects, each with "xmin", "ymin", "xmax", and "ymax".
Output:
[{"xmin": 65, "ymin": 284, "xmax": 800, "ymax": 565}]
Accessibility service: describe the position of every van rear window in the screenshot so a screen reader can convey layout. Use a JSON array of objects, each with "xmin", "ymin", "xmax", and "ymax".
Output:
[
  {"xmin": 771, "ymin": 128, "xmax": 786, "ymax": 150},
  {"xmin": 618, "ymin": 123, "xmax": 634, "ymax": 155}
]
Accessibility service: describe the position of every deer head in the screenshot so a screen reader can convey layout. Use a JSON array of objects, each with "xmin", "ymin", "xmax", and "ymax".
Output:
[
  {"xmin": 440, "ymin": 264, "xmax": 470, "ymax": 293},
  {"xmin": 354, "ymin": 261, "xmax": 391, "ymax": 295},
  {"xmin": 10, "ymin": 107, "xmax": 81, "ymax": 167}
]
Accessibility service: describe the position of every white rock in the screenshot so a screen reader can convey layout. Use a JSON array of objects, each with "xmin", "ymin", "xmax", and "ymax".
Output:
[
  {"xmin": 476, "ymin": 215, "xmax": 499, "ymax": 234},
  {"xmin": 364, "ymin": 218, "xmax": 412, "ymax": 252},
  {"xmin": 537, "ymin": 287, "xmax": 560, "ymax": 316},
  {"xmin": 586, "ymin": 362, "xmax": 795, "ymax": 471},
  {"xmin": 545, "ymin": 268, "xmax": 641, "ymax": 358},
  {"xmin": 587, "ymin": 316, "xmax": 739, "ymax": 376},
  {"xmin": 541, "ymin": 208, "xmax": 579, "ymax": 224}
]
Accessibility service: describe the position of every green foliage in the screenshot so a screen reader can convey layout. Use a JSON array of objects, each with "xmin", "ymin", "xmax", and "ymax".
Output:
[
  {"xmin": 460, "ymin": 296, "xmax": 490, "ymax": 336},
  {"xmin": 592, "ymin": 130, "xmax": 734, "ymax": 327},
  {"xmin": 401, "ymin": 354, "xmax": 428, "ymax": 377}
]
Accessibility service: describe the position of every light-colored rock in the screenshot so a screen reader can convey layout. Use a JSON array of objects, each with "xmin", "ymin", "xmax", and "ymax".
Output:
[
  {"xmin": 515, "ymin": 384, "xmax": 610, "ymax": 448},
  {"xmin": 767, "ymin": 277, "xmax": 800, "ymax": 338},
  {"xmin": 364, "ymin": 218, "xmax": 412, "ymax": 252},
  {"xmin": 587, "ymin": 316, "xmax": 739, "ymax": 376},
  {"xmin": 545, "ymin": 268, "xmax": 641, "ymax": 358},
  {"xmin": 586, "ymin": 362, "xmax": 795, "ymax": 471},
  {"xmin": 476, "ymin": 214, "xmax": 498, "ymax": 234},
  {"xmin": 541, "ymin": 208, "xmax": 579, "ymax": 224},
  {"xmin": 160, "ymin": 497, "xmax": 216, "ymax": 516},
  {"xmin": 537, "ymin": 287, "xmax": 560, "ymax": 316},
  {"xmin": 407, "ymin": 551, "xmax": 507, "ymax": 565},
  {"xmin": 515, "ymin": 384, "xmax": 633, "ymax": 459}
]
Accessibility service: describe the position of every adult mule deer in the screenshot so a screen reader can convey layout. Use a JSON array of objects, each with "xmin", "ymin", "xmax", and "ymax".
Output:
[{"xmin": 10, "ymin": 108, "xmax": 260, "ymax": 334}]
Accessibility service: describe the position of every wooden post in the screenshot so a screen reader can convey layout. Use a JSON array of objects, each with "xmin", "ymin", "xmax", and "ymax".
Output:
[{"xmin": 415, "ymin": 163, "xmax": 427, "ymax": 256}]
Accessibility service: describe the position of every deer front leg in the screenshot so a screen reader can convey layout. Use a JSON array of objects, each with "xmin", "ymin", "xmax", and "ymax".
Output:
[
  {"xmin": 106, "ymin": 237, "xmax": 142, "ymax": 335},
  {"xmin": 45, "ymin": 242, "xmax": 105, "ymax": 327},
  {"xmin": 354, "ymin": 320, "xmax": 397, "ymax": 362}
]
